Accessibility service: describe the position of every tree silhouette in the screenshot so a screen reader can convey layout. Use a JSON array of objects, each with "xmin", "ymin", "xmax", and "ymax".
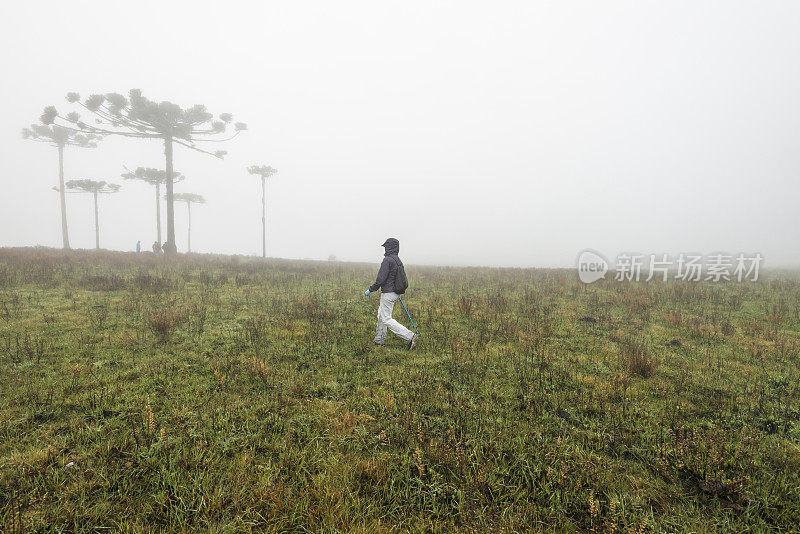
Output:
[
  {"xmin": 65, "ymin": 179, "xmax": 121, "ymax": 250},
  {"xmin": 41, "ymin": 89, "xmax": 246, "ymax": 254},
  {"xmin": 247, "ymin": 165, "xmax": 279, "ymax": 258},
  {"xmin": 21, "ymin": 121, "xmax": 99, "ymax": 250},
  {"xmin": 171, "ymin": 193, "xmax": 205, "ymax": 253},
  {"xmin": 121, "ymin": 167, "xmax": 185, "ymax": 245}
]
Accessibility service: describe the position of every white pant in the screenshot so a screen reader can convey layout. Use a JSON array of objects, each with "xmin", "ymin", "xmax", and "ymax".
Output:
[{"xmin": 374, "ymin": 292, "xmax": 414, "ymax": 344}]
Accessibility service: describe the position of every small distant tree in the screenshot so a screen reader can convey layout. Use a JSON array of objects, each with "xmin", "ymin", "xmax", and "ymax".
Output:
[
  {"xmin": 21, "ymin": 121, "xmax": 100, "ymax": 250},
  {"xmin": 41, "ymin": 89, "xmax": 246, "ymax": 254},
  {"xmin": 246, "ymin": 165, "xmax": 278, "ymax": 258},
  {"xmin": 171, "ymin": 193, "xmax": 205, "ymax": 253},
  {"xmin": 65, "ymin": 179, "xmax": 121, "ymax": 250},
  {"xmin": 121, "ymin": 167, "xmax": 185, "ymax": 245}
]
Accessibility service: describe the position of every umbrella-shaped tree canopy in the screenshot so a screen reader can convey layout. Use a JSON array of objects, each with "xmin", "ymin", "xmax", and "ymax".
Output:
[
  {"xmin": 121, "ymin": 167, "xmax": 185, "ymax": 186},
  {"xmin": 41, "ymin": 89, "xmax": 246, "ymax": 253},
  {"xmin": 171, "ymin": 193, "xmax": 206, "ymax": 253},
  {"xmin": 22, "ymin": 123, "xmax": 100, "ymax": 149},
  {"xmin": 66, "ymin": 179, "xmax": 121, "ymax": 194},
  {"xmin": 247, "ymin": 165, "xmax": 279, "ymax": 258},
  {"xmin": 173, "ymin": 192, "xmax": 206, "ymax": 204},
  {"xmin": 247, "ymin": 165, "xmax": 278, "ymax": 180},
  {"xmin": 21, "ymin": 123, "xmax": 101, "ymax": 250},
  {"xmin": 65, "ymin": 180, "xmax": 121, "ymax": 250},
  {"xmin": 121, "ymin": 167, "xmax": 186, "ymax": 245}
]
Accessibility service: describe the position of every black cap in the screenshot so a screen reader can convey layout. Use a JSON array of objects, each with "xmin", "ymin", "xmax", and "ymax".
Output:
[{"xmin": 382, "ymin": 238, "xmax": 397, "ymax": 247}]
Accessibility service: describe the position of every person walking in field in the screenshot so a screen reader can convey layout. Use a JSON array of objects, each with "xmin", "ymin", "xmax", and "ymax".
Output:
[{"xmin": 365, "ymin": 237, "xmax": 419, "ymax": 348}]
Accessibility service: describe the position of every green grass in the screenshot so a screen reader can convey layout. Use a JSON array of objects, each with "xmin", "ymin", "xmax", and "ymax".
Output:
[{"xmin": 1, "ymin": 248, "xmax": 799, "ymax": 532}]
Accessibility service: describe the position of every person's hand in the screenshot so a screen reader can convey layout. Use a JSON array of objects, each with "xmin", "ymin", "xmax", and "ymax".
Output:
[{"xmin": 365, "ymin": 289, "xmax": 371, "ymax": 296}]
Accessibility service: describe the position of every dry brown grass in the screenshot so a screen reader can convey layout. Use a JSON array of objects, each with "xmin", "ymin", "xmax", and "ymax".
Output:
[
  {"xmin": 620, "ymin": 337, "xmax": 659, "ymax": 378},
  {"xmin": 143, "ymin": 305, "xmax": 187, "ymax": 342}
]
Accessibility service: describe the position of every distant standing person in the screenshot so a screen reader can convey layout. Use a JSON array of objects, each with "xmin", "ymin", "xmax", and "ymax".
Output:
[
  {"xmin": 152, "ymin": 241, "xmax": 161, "ymax": 254},
  {"xmin": 365, "ymin": 238, "xmax": 418, "ymax": 348},
  {"xmin": 136, "ymin": 240, "xmax": 141, "ymax": 253}
]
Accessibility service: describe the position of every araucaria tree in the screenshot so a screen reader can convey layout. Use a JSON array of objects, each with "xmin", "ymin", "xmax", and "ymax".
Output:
[
  {"xmin": 41, "ymin": 89, "xmax": 246, "ymax": 254},
  {"xmin": 171, "ymin": 193, "xmax": 205, "ymax": 253},
  {"xmin": 121, "ymin": 167, "xmax": 185, "ymax": 245},
  {"xmin": 21, "ymin": 121, "xmax": 99, "ymax": 250},
  {"xmin": 65, "ymin": 179, "xmax": 121, "ymax": 250},
  {"xmin": 247, "ymin": 165, "xmax": 278, "ymax": 258}
]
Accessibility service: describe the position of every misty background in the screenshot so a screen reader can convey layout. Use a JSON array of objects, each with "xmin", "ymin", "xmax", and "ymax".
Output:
[{"xmin": 1, "ymin": 1, "xmax": 798, "ymax": 268}]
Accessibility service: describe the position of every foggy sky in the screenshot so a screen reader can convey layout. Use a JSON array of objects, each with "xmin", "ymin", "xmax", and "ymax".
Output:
[{"xmin": 1, "ymin": 1, "xmax": 798, "ymax": 268}]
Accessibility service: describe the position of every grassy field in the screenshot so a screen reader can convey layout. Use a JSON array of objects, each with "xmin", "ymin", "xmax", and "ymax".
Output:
[{"xmin": 0, "ymin": 248, "xmax": 799, "ymax": 532}]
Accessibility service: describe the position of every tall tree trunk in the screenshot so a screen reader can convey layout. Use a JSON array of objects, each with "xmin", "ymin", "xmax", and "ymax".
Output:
[
  {"xmin": 187, "ymin": 201, "xmax": 192, "ymax": 253},
  {"xmin": 261, "ymin": 176, "xmax": 266, "ymax": 258},
  {"xmin": 164, "ymin": 136, "xmax": 176, "ymax": 254},
  {"xmin": 155, "ymin": 181, "xmax": 162, "ymax": 245},
  {"xmin": 93, "ymin": 190, "xmax": 100, "ymax": 250},
  {"xmin": 57, "ymin": 145, "xmax": 70, "ymax": 250}
]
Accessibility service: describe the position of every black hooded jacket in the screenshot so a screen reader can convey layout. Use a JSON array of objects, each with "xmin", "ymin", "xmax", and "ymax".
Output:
[{"xmin": 369, "ymin": 238, "xmax": 402, "ymax": 293}]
